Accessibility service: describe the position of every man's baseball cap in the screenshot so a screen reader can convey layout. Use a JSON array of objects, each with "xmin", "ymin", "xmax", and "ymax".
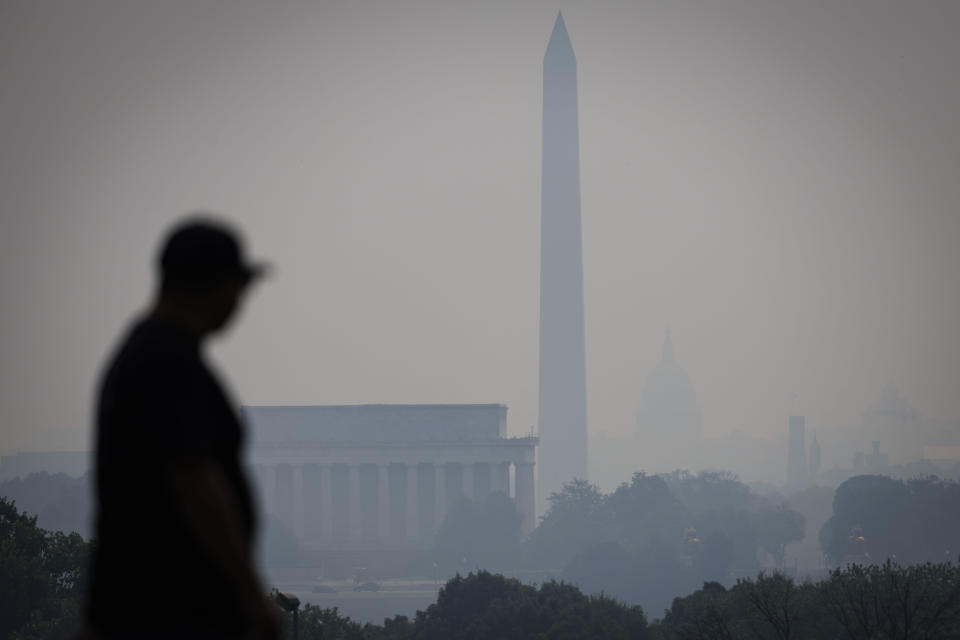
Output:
[{"xmin": 158, "ymin": 217, "xmax": 269, "ymax": 288}]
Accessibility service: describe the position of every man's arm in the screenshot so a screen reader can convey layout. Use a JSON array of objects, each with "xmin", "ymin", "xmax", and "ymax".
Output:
[{"xmin": 167, "ymin": 463, "xmax": 279, "ymax": 638}]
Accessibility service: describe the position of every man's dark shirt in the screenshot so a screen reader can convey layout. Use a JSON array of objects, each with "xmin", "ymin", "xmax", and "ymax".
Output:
[{"xmin": 88, "ymin": 316, "xmax": 256, "ymax": 635}]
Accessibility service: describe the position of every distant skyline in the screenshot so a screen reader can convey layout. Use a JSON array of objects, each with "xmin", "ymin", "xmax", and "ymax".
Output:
[{"xmin": 2, "ymin": 2, "xmax": 959, "ymax": 476}]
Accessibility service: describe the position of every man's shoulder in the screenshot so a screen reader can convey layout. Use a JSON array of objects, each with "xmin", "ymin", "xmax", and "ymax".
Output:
[
  {"xmin": 102, "ymin": 318, "xmax": 199, "ymax": 390},
  {"xmin": 123, "ymin": 317, "xmax": 197, "ymax": 360}
]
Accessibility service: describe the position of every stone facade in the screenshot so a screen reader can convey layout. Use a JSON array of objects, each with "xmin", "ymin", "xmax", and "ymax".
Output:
[
  {"xmin": 243, "ymin": 404, "xmax": 537, "ymax": 549},
  {"xmin": 539, "ymin": 11, "xmax": 589, "ymax": 515}
]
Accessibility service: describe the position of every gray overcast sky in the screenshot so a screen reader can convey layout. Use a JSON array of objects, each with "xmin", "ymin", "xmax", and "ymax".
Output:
[{"xmin": 1, "ymin": 0, "xmax": 958, "ymax": 457}]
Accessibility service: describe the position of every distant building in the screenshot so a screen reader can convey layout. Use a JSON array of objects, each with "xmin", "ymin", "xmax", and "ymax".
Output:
[
  {"xmin": 860, "ymin": 382, "xmax": 920, "ymax": 464},
  {"xmin": 855, "ymin": 384, "xmax": 960, "ymax": 466},
  {"xmin": 851, "ymin": 440, "xmax": 889, "ymax": 473},
  {"xmin": 864, "ymin": 382, "xmax": 917, "ymax": 425},
  {"xmin": 867, "ymin": 440, "xmax": 889, "ymax": 470},
  {"xmin": 242, "ymin": 404, "xmax": 538, "ymax": 550},
  {"xmin": 853, "ymin": 451, "xmax": 866, "ymax": 471},
  {"xmin": 635, "ymin": 331, "xmax": 702, "ymax": 470},
  {"xmin": 786, "ymin": 416, "xmax": 807, "ymax": 489},
  {"xmin": 808, "ymin": 432, "xmax": 821, "ymax": 479}
]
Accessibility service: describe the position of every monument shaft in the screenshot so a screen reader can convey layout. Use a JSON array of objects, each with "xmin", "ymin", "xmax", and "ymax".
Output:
[{"xmin": 538, "ymin": 12, "xmax": 587, "ymax": 509}]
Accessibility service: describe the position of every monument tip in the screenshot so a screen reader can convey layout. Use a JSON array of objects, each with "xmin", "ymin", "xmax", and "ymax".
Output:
[
  {"xmin": 553, "ymin": 11, "xmax": 567, "ymax": 34},
  {"xmin": 546, "ymin": 10, "xmax": 574, "ymax": 56}
]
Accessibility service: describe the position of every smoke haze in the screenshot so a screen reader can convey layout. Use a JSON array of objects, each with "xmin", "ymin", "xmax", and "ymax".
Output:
[{"xmin": 2, "ymin": 1, "xmax": 959, "ymax": 485}]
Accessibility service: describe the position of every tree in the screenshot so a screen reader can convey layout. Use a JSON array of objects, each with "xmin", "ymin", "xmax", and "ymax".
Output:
[
  {"xmin": 0, "ymin": 472, "xmax": 92, "ymax": 539},
  {"xmin": 784, "ymin": 486, "xmax": 834, "ymax": 569},
  {"xmin": 409, "ymin": 571, "xmax": 649, "ymax": 640},
  {"xmin": 694, "ymin": 532, "xmax": 736, "ymax": 584},
  {"xmin": 528, "ymin": 470, "xmax": 816, "ymax": 615},
  {"xmin": 563, "ymin": 541, "xmax": 638, "ymax": 602},
  {"xmin": 433, "ymin": 492, "xmax": 522, "ymax": 570},
  {"xmin": 656, "ymin": 560, "xmax": 960, "ymax": 640},
  {"xmin": 608, "ymin": 473, "xmax": 690, "ymax": 555},
  {"xmin": 563, "ymin": 540, "xmax": 700, "ymax": 618},
  {"xmin": 754, "ymin": 505, "xmax": 805, "ymax": 569},
  {"xmin": 525, "ymin": 479, "xmax": 614, "ymax": 569},
  {"xmin": 260, "ymin": 513, "xmax": 302, "ymax": 567},
  {"xmin": 693, "ymin": 507, "xmax": 760, "ymax": 576},
  {"xmin": 736, "ymin": 572, "xmax": 801, "ymax": 640},
  {"xmin": 819, "ymin": 561, "xmax": 960, "ymax": 640},
  {"xmin": 820, "ymin": 475, "xmax": 960, "ymax": 565},
  {"xmin": 0, "ymin": 497, "xmax": 91, "ymax": 640},
  {"xmin": 664, "ymin": 470, "xmax": 762, "ymax": 514},
  {"xmin": 659, "ymin": 581, "xmax": 737, "ymax": 640}
]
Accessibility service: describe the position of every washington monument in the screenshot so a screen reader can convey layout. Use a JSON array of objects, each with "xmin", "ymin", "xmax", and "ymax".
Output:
[{"xmin": 538, "ymin": 12, "xmax": 587, "ymax": 511}]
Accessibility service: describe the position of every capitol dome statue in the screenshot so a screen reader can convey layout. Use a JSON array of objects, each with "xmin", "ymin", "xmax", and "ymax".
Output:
[{"xmin": 637, "ymin": 331, "xmax": 702, "ymax": 450}]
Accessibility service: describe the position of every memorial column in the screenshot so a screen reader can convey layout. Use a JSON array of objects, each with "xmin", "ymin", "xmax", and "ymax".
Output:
[
  {"xmin": 434, "ymin": 463, "xmax": 446, "ymax": 533},
  {"xmin": 516, "ymin": 462, "xmax": 536, "ymax": 535},
  {"xmin": 292, "ymin": 465, "xmax": 305, "ymax": 539},
  {"xmin": 263, "ymin": 464, "xmax": 278, "ymax": 517},
  {"xmin": 492, "ymin": 461, "xmax": 511, "ymax": 497},
  {"xmin": 462, "ymin": 463, "xmax": 474, "ymax": 502},
  {"xmin": 320, "ymin": 465, "xmax": 333, "ymax": 542},
  {"xmin": 377, "ymin": 463, "xmax": 390, "ymax": 542},
  {"xmin": 406, "ymin": 463, "xmax": 419, "ymax": 543},
  {"xmin": 348, "ymin": 464, "xmax": 361, "ymax": 540}
]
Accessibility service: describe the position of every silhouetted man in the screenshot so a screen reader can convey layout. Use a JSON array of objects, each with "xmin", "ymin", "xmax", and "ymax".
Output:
[{"xmin": 86, "ymin": 218, "xmax": 279, "ymax": 639}]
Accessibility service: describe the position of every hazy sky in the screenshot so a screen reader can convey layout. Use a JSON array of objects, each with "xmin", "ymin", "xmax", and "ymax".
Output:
[{"xmin": 2, "ymin": 0, "xmax": 958, "ymax": 457}]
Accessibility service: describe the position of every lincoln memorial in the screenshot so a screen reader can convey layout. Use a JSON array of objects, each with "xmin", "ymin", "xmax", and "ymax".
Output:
[{"xmin": 243, "ymin": 404, "xmax": 538, "ymax": 550}]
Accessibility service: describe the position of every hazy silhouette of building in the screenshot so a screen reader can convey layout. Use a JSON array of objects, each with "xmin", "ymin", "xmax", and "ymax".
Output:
[
  {"xmin": 635, "ymin": 331, "xmax": 702, "ymax": 469},
  {"xmin": 808, "ymin": 431, "xmax": 821, "ymax": 479},
  {"xmin": 786, "ymin": 416, "xmax": 807, "ymax": 489},
  {"xmin": 860, "ymin": 382, "xmax": 921, "ymax": 464},
  {"xmin": 853, "ymin": 440, "xmax": 889, "ymax": 472},
  {"xmin": 243, "ymin": 404, "xmax": 538, "ymax": 549},
  {"xmin": 852, "ymin": 451, "xmax": 866, "ymax": 471},
  {"xmin": 538, "ymin": 12, "xmax": 588, "ymax": 512}
]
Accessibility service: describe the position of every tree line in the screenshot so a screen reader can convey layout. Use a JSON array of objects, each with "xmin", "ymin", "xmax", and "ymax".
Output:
[
  {"xmin": 434, "ymin": 470, "xmax": 807, "ymax": 614},
  {"xmin": 273, "ymin": 564, "xmax": 960, "ymax": 640},
  {"xmin": 431, "ymin": 471, "xmax": 960, "ymax": 615},
  {"xmin": 3, "ymin": 489, "xmax": 958, "ymax": 640},
  {"xmin": 4, "ymin": 471, "xmax": 960, "ymax": 638}
]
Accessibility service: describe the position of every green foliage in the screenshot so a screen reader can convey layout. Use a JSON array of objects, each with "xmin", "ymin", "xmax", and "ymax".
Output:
[
  {"xmin": 783, "ymin": 485, "xmax": 834, "ymax": 569},
  {"xmin": 736, "ymin": 572, "xmax": 808, "ymax": 640},
  {"xmin": 691, "ymin": 507, "xmax": 760, "ymax": 575},
  {"xmin": 0, "ymin": 472, "xmax": 92, "ymax": 538},
  {"xmin": 410, "ymin": 571, "xmax": 649, "ymax": 640},
  {"xmin": 276, "ymin": 572, "xmax": 648, "ymax": 640},
  {"xmin": 656, "ymin": 581, "xmax": 737, "ymax": 640},
  {"xmin": 526, "ymin": 478, "xmax": 614, "ymax": 569},
  {"xmin": 564, "ymin": 539, "xmax": 698, "ymax": 618},
  {"xmin": 657, "ymin": 560, "xmax": 960, "ymax": 639},
  {"xmin": 662, "ymin": 470, "xmax": 762, "ymax": 514},
  {"xmin": 433, "ymin": 492, "xmax": 522, "ymax": 570},
  {"xmin": 529, "ymin": 472, "xmax": 806, "ymax": 613},
  {"xmin": 563, "ymin": 542, "xmax": 636, "ymax": 599},
  {"xmin": 282, "ymin": 603, "xmax": 397, "ymax": 640},
  {"xmin": 754, "ymin": 504, "xmax": 806, "ymax": 569},
  {"xmin": 820, "ymin": 475, "xmax": 960, "ymax": 565},
  {"xmin": 819, "ymin": 560, "xmax": 960, "ymax": 640},
  {"xmin": 608, "ymin": 473, "xmax": 689, "ymax": 554},
  {"xmin": 0, "ymin": 496, "xmax": 91, "ymax": 640},
  {"xmin": 260, "ymin": 513, "xmax": 303, "ymax": 567}
]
